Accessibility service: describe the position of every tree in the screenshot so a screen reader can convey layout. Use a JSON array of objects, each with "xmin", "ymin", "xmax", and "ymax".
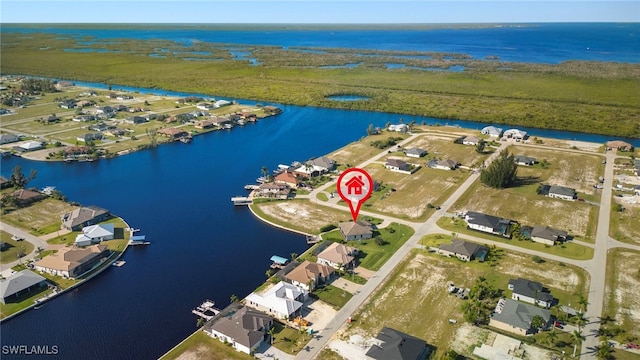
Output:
[
  {"xmin": 268, "ymin": 326, "xmax": 276, "ymax": 345},
  {"xmin": 196, "ymin": 317, "xmax": 205, "ymax": 328},
  {"xmin": 480, "ymin": 150, "xmax": 518, "ymax": 188},
  {"xmin": 475, "ymin": 139, "xmax": 486, "ymax": 154},
  {"xmin": 577, "ymin": 294, "xmax": 589, "ymax": 313},
  {"xmin": 596, "ymin": 341, "xmax": 613, "ymax": 360},
  {"xmin": 261, "ymin": 166, "xmax": 269, "ymax": 179},
  {"xmin": 571, "ymin": 329, "xmax": 585, "ymax": 357},
  {"xmin": 10, "ymin": 165, "xmax": 37, "ymax": 189},
  {"xmin": 575, "ymin": 311, "xmax": 587, "ymax": 331},
  {"xmin": 545, "ymin": 329, "xmax": 558, "ymax": 346},
  {"xmin": 146, "ymin": 128, "xmax": 158, "ymax": 148},
  {"xmin": 230, "ymin": 294, "xmax": 239, "ymax": 303},
  {"xmin": 366, "ymin": 123, "xmax": 375, "ymax": 136},
  {"xmin": 290, "ymin": 253, "xmax": 298, "ymax": 261},
  {"xmin": 531, "ymin": 315, "xmax": 545, "ymax": 329}
]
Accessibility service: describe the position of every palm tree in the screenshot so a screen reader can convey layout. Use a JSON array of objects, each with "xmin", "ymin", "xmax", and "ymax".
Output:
[
  {"xmin": 267, "ymin": 325, "xmax": 276, "ymax": 345},
  {"xmin": 546, "ymin": 329, "xmax": 558, "ymax": 346},
  {"xmin": 261, "ymin": 165, "xmax": 268, "ymax": 179},
  {"xmin": 575, "ymin": 311, "xmax": 587, "ymax": 331},
  {"xmin": 230, "ymin": 294, "xmax": 239, "ymax": 303},
  {"xmin": 596, "ymin": 340, "xmax": 613, "ymax": 360},
  {"xmin": 571, "ymin": 329, "xmax": 585, "ymax": 357},
  {"xmin": 290, "ymin": 253, "xmax": 298, "ymax": 262},
  {"xmin": 577, "ymin": 294, "xmax": 589, "ymax": 313}
]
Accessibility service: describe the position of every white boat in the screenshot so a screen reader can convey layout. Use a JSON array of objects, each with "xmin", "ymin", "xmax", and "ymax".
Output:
[{"xmin": 129, "ymin": 235, "xmax": 150, "ymax": 245}]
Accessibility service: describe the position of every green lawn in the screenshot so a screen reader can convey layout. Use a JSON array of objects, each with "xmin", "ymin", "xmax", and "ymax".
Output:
[
  {"xmin": 322, "ymin": 222, "xmax": 414, "ymax": 270},
  {"xmin": 271, "ymin": 320, "xmax": 313, "ymax": 355},
  {"xmin": 312, "ymin": 285, "xmax": 353, "ymax": 309},
  {"xmin": 0, "ymin": 230, "xmax": 35, "ymax": 264},
  {"xmin": 1, "ymin": 198, "xmax": 76, "ymax": 235},
  {"xmin": 437, "ymin": 217, "xmax": 594, "ymax": 260}
]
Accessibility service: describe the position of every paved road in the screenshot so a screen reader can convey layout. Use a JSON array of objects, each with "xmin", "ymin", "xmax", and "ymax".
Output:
[
  {"xmin": 291, "ymin": 136, "xmax": 640, "ymax": 360},
  {"xmin": 0, "ymin": 221, "xmax": 49, "ymax": 271}
]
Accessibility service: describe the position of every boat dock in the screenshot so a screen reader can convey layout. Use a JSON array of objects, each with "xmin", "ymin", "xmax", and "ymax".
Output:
[
  {"xmin": 192, "ymin": 299, "xmax": 221, "ymax": 321},
  {"xmin": 244, "ymin": 184, "xmax": 260, "ymax": 190},
  {"xmin": 270, "ymin": 255, "xmax": 290, "ymax": 269},
  {"xmin": 306, "ymin": 235, "xmax": 321, "ymax": 244},
  {"xmin": 129, "ymin": 235, "xmax": 150, "ymax": 246},
  {"xmin": 231, "ymin": 196, "xmax": 253, "ymax": 205}
]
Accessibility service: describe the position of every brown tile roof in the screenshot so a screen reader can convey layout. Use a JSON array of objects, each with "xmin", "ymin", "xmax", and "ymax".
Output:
[
  {"xmin": 35, "ymin": 245, "xmax": 107, "ymax": 272},
  {"xmin": 285, "ymin": 260, "xmax": 334, "ymax": 284},
  {"xmin": 317, "ymin": 242, "xmax": 356, "ymax": 265},
  {"xmin": 338, "ymin": 221, "xmax": 373, "ymax": 238},
  {"xmin": 10, "ymin": 189, "xmax": 43, "ymax": 200}
]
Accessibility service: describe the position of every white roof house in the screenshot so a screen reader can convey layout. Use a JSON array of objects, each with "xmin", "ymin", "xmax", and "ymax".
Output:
[
  {"xmin": 74, "ymin": 223, "xmax": 114, "ymax": 247},
  {"xmin": 18, "ymin": 141, "xmax": 44, "ymax": 151},
  {"xmin": 481, "ymin": 126, "xmax": 503, "ymax": 137},
  {"xmin": 245, "ymin": 282, "xmax": 306, "ymax": 320},
  {"xmin": 214, "ymin": 99, "xmax": 231, "ymax": 108},
  {"xmin": 388, "ymin": 124, "xmax": 409, "ymax": 133},
  {"xmin": 503, "ymin": 129, "xmax": 528, "ymax": 140}
]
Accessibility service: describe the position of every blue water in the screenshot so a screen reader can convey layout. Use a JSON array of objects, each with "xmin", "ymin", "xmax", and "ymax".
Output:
[
  {"xmin": 1, "ymin": 24, "xmax": 639, "ymax": 360},
  {"xmin": 3, "ymin": 23, "xmax": 640, "ymax": 64}
]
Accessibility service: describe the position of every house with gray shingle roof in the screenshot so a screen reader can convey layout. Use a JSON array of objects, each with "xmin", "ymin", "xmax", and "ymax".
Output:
[
  {"xmin": 404, "ymin": 148, "xmax": 426, "ymax": 158},
  {"xmin": 0, "ymin": 270, "xmax": 48, "ymax": 304},
  {"xmin": 514, "ymin": 155, "xmax": 536, "ymax": 166},
  {"xmin": 204, "ymin": 303, "xmax": 273, "ymax": 355},
  {"xmin": 490, "ymin": 298, "xmax": 552, "ymax": 336},
  {"xmin": 365, "ymin": 326, "xmax": 432, "ymax": 360},
  {"xmin": 61, "ymin": 205, "xmax": 110, "ymax": 231},
  {"xmin": 464, "ymin": 211, "xmax": 513, "ymax": 238},
  {"xmin": 338, "ymin": 221, "xmax": 373, "ymax": 241},
  {"xmin": 530, "ymin": 226, "xmax": 568, "ymax": 246},
  {"xmin": 508, "ymin": 278, "xmax": 555, "ymax": 308},
  {"xmin": 437, "ymin": 238, "xmax": 488, "ymax": 262},
  {"xmin": 548, "ymin": 185, "xmax": 577, "ymax": 201}
]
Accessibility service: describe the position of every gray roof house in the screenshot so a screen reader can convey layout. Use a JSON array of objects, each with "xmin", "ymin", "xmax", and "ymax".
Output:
[
  {"xmin": 0, "ymin": 270, "xmax": 48, "ymax": 304},
  {"xmin": 0, "ymin": 134, "xmax": 20, "ymax": 145},
  {"xmin": 547, "ymin": 185, "xmax": 577, "ymax": 201},
  {"xmin": 508, "ymin": 278, "xmax": 555, "ymax": 308},
  {"xmin": 385, "ymin": 159, "xmax": 410, "ymax": 172},
  {"xmin": 490, "ymin": 298, "xmax": 552, "ymax": 336},
  {"xmin": 338, "ymin": 221, "xmax": 374, "ymax": 241},
  {"xmin": 204, "ymin": 304, "xmax": 273, "ymax": 355},
  {"xmin": 437, "ymin": 238, "xmax": 488, "ymax": 262},
  {"xmin": 530, "ymin": 226, "xmax": 568, "ymax": 246},
  {"xmin": 464, "ymin": 211, "xmax": 512, "ymax": 238},
  {"xmin": 61, "ymin": 205, "xmax": 110, "ymax": 231},
  {"xmin": 514, "ymin": 155, "xmax": 536, "ymax": 166},
  {"xmin": 365, "ymin": 326, "xmax": 432, "ymax": 360},
  {"xmin": 307, "ymin": 156, "xmax": 337, "ymax": 172},
  {"xmin": 428, "ymin": 158, "xmax": 458, "ymax": 170},
  {"xmin": 404, "ymin": 148, "xmax": 426, "ymax": 158}
]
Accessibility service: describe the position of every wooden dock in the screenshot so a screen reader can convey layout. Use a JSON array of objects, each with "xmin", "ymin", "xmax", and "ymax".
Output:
[{"xmin": 192, "ymin": 299, "xmax": 221, "ymax": 321}]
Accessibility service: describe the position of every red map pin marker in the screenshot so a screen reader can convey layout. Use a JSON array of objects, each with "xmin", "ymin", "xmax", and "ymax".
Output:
[{"xmin": 336, "ymin": 168, "xmax": 374, "ymax": 222}]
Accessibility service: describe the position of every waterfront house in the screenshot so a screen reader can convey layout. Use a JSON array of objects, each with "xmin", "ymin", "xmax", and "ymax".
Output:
[
  {"xmin": 204, "ymin": 304, "xmax": 273, "ymax": 355},
  {"xmin": 307, "ymin": 156, "xmax": 337, "ymax": 172},
  {"xmin": 365, "ymin": 326, "xmax": 432, "ymax": 360},
  {"xmin": 606, "ymin": 140, "xmax": 633, "ymax": 151},
  {"xmin": 338, "ymin": 221, "xmax": 373, "ymax": 241},
  {"xmin": 530, "ymin": 225, "xmax": 568, "ymax": 245},
  {"xmin": 428, "ymin": 159, "xmax": 458, "ymax": 170},
  {"xmin": 404, "ymin": 148, "xmax": 426, "ymax": 158},
  {"xmin": 508, "ymin": 278, "xmax": 555, "ymax": 308},
  {"xmin": 34, "ymin": 244, "xmax": 109, "ymax": 279},
  {"xmin": 437, "ymin": 238, "xmax": 488, "ymax": 262},
  {"xmin": 257, "ymin": 183, "xmax": 291, "ymax": 199},
  {"xmin": 490, "ymin": 299, "xmax": 551, "ymax": 336},
  {"xmin": 388, "ymin": 124, "xmax": 409, "ymax": 133},
  {"xmin": 317, "ymin": 242, "xmax": 358, "ymax": 269},
  {"xmin": 284, "ymin": 260, "xmax": 334, "ymax": 291},
  {"xmin": 514, "ymin": 155, "xmax": 536, "ymax": 166},
  {"xmin": 0, "ymin": 134, "xmax": 19, "ymax": 145},
  {"xmin": 481, "ymin": 126, "xmax": 503, "ymax": 138},
  {"xmin": 74, "ymin": 223, "xmax": 115, "ymax": 247},
  {"xmin": 503, "ymin": 129, "xmax": 528, "ymax": 141},
  {"xmin": 8, "ymin": 188, "xmax": 45, "ymax": 206},
  {"xmin": 158, "ymin": 128, "xmax": 189, "ymax": 140},
  {"xmin": 462, "ymin": 135, "xmax": 481, "ymax": 145},
  {"xmin": 245, "ymin": 282, "xmax": 306, "ymax": 320},
  {"xmin": 196, "ymin": 102, "xmax": 216, "ymax": 111},
  {"xmin": 464, "ymin": 211, "xmax": 512, "ymax": 238},
  {"xmin": 0, "ymin": 270, "xmax": 48, "ymax": 304},
  {"xmin": 539, "ymin": 185, "xmax": 577, "ymax": 201},
  {"xmin": 214, "ymin": 99, "xmax": 231, "ymax": 108},
  {"xmin": 385, "ymin": 158, "xmax": 409, "ymax": 172},
  {"xmin": 274, "ymin": 171, "xmax": 300, "ymax": 188},
  {"xmin": 211, "ymin": 116, "xmax": 233, "ymax": 127},
  {"xmin": 61, "ymin": 205, "xmax": 110, "ymax": 231},
  {"xmin": 194, "ymin": 119, "xmax": 215, "ymax": 129},
  {"xmin": 17, "ymin": 141, "xmax": 44, "ymax": 152}
]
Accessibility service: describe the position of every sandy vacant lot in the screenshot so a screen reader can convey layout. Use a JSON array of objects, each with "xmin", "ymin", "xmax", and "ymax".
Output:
[
  {"xmin": 605, "ymin": 250, "xmax": 640, "ymax": 340},
  {"xmin": 254, "ymin": 201, "xmax": 352, "ymax": 234}
]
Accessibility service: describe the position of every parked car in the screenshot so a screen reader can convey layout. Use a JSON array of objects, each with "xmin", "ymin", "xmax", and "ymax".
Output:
[{"xmin": 11, "ymin": 235, "xmax": 24, "ymax": 241}]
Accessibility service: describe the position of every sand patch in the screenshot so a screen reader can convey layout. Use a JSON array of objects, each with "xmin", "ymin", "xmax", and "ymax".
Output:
[{"xmin": 496, "ymin": 252, "xmax": 584, "ymax": 292}]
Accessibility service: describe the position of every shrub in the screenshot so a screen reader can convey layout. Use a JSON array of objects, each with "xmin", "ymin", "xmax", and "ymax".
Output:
[
  {"xmin": 532, "ymin": 255, "xmax": 545, "ymax": 264},
  {"xmin": 319, "ymin": 224, "xmax": 336, "ymax": 233}
]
